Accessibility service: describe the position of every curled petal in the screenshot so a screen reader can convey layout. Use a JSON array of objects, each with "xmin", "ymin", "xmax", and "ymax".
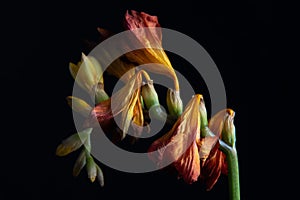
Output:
[
  {"xmin": 124, "ymin": 10, "xmax": 179, "ymax": 90},
  {"xmin": 106, "ymin": 57, "xmax": 136, "ymax": 82},
  {"xmin": 174, "ymin": 142, "xmax": 200, "ymax": 184},
  {"xmin": 89, "ymin": 99, "xmax": 113, "ymax": 125},
  {"xmin": 148, "ymin": 95, "xmax": 202, "ymax": 183},
  {"xmin": 201, "ymin": 142, "xmax": 225, "ymax": 191}
]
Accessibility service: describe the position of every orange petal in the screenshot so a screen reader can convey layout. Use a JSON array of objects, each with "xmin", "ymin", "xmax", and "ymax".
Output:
[
  {"xmin": 124, "ymin": 10, "xmax": 179, "ymax": 90},
  {"xmin": 148, "ymin": 95, "xmax": 202, "ymax": 183},
  {"xmin": 174, "ymin": 141, "xmax": 200, "ymax": 184}
]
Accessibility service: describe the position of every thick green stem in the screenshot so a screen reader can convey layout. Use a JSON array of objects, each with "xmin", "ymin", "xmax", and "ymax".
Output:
[{"xmin": 219, "ymin": 140, "xmax": 240, "ymax": 200}]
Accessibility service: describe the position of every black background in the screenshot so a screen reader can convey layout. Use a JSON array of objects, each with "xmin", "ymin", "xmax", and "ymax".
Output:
[{"xmin": 1, "ymin": 0, "xmax": 277, "ymax": 199}]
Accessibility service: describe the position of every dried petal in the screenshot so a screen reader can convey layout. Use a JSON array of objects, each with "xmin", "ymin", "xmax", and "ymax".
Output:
[
  {"xmin": 148, "ymin": 95, "xmax": 202, "ymax": 183},
  {"xmin": 124, "ymin": 10, "xmax": 179, "ymax": 90}
]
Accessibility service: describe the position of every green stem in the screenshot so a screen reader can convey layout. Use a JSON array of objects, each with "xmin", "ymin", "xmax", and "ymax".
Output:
[{"xmin": 219, "ymin": 140, "xmax": 240, "ymax": 200}]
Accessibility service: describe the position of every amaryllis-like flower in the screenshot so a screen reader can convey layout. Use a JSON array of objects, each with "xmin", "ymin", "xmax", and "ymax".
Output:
[
  {"xmin": 148, "ymin": 94, "xmax": 211, "ymax": 184},
  {"xmin": 148, "ymin": 95, "xmax": 234, "ymax": 187},
  {"xmin": 124, "ymin": 10, "xmax": 183, "ymax": 117},
  {"xmin": 200, "ymin": 109, "xmax": 235, "ymax": 190},
  {"xmin": 124, "ymin": 10, "xmax": 179, "ymax": 89},
  {"xmin": 89, "ymin": 70, "xmax": 153, "ymax": 139}
]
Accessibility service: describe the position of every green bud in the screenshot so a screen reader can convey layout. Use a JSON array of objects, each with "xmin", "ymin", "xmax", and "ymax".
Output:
[
  {"xmin": 166, "ymin": 88, "xmax": 183, "ymax": 117},
  {"xmin": 94, "ymin": 83, "xmax": 110, "ymax": 104},
  {"xmin": 86, "ymin": 154, "xmax": 97, "ymax": 182},
  {"xmin": 199, "ymin": 96, "xmax": 208, "ymax": 131},
  {"xmin": 73, "ymin": 149, "xmax": 86, "ymax": 177},
  {"xmin": 56, "ymin": 128, "xmax": 93, "ymax": 156},
  {"xmin": 70, "ymin": 53, "xmax": 104, "ymax": 95},
  {"xmin": 66, "ymin": 96, "xmax": 92, "ymax": 117},
  {"xmin": 141, "ymin": 80, "xmax": 159, "ymax": 109},
  {"xmin": 221, "ymin": 109, "xmax": 236, "ymax": 147},
  {"xmin": 96, "ymin": 165, "xmax": 104, "ymax": 187}
]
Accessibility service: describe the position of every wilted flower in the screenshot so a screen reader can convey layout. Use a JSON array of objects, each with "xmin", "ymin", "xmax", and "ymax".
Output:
[
  {"xmin": 148, "ymin": 94, "xmax": 204, "ymax": 183},
  {"xmin": 200, "ymin": 109, "xmax": 235, "ymax": 190},
  {"xmin": 124, "ymin": 10, "xmax": 179, "ymax": 90},
  {"xmin": 88, "ymin": 70, "xmax": 154, "ymax": 139},
  {"xmin": 148, "ymin": 95, "xmax": 234, "ymax": 188}
]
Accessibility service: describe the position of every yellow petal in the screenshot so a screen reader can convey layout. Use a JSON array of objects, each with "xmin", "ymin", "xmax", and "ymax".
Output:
[
  {"xmin": 106, "ymin": 57, "xmax": 136, "ymax": 82},
  {"xmin": 69, "ymin": 61, "xmax": 80, "ymax": 80}
]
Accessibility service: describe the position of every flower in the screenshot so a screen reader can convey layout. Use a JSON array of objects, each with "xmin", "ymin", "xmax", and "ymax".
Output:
[
  {"xmin": 148, "ymin": 95, "xmax": 233, "ymax": 187},
  {"xmin": 88, "ymin": 70, "xmax": 154, "ymax": 139},
  {"xmin": 148, "ymin": 94, "xmax": 203, "ymax": 184},
  {"xmin": 124, "ymin": 10, "xmax": 180, "ymax": 91},
  {"xmin": 200, "ymin": 109, "xmax": 235, "ymax": 190}
]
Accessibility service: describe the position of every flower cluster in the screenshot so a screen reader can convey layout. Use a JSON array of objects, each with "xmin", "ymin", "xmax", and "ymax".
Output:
[{"xmin": 56, "ymin": 10, "xmax": 239, "ymax": 198}]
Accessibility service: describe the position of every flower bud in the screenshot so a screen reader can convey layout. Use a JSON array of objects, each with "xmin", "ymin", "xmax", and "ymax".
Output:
[
  {"xmin": 221, "ymin": 109, "xmax": 236, "ymax": 147},
  {"xmin": 198, "ymin": 96, "xmax": 208, "ymax": 134},
  {"xmin": 69, "ymin": 53, "xmax": 104, "ymax": 95},
  {"xmin": 94, "ymin": 83, "xmax": 110, "ymax": 104},
  {"xmin": 96, "ymin": 165, "xmax": 104, "ymax": 187},
  {"xmin": 86, "ymin": 154, "xmax": 97, "ymax": 182},
  {"xmin": 66, "ymin": 96, "xmax": 92, "ymax": 117},
  {"xmin": 141, "ymin": 80, "xmax": 159, "ymax": 109},
  {"xmin": 73, "ymin": 150, "xmax": 86, "ymax": 177},
  {"xmin": 56, "ymin": 128, "xmax": 93, "ymax": 156},
  {"xmin": 166, "ymin": 88, "xmax": 183, "ymax": 117}
]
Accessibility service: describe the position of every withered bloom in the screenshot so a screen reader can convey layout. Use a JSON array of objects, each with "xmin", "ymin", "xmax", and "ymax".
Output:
[
  {"xmin": 123, "ymin": 10, "xmax": 180, "ymax": 91},
  {"xmin": 200, "ymin": 109, "xmax": 235, "ymax": 190},
  {"xmin": 148, "ymin": 95, "xmax": 204, "ymax": 183},
  {"xmin": 89, "ymin": 70, "xmax": 152, "ymax": 139}
]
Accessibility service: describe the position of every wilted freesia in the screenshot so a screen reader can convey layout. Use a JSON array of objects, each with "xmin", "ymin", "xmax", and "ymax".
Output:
[
  {"xmin": 200, "ymin": 109, "xmax": 235, "ymax": 190},
  {"xmin": 148, "ymin": 94, "xmax": 204, "ymax": 184}
]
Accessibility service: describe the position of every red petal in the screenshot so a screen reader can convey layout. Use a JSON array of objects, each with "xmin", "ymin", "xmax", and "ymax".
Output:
[
  {"xmin": 124, "ymin": 10, "xmax": 160, "ymax": 30},
  {"xmin": 174, "ymin": 142, "xmax": 200, "ymax": 184},
  {"xmin": 201, "ymin": 143, "xmax": 224, "ymax": 191}
]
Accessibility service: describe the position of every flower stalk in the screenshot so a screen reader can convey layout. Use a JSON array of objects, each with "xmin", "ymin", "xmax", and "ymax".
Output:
[{"xmin": 219, "ymin": 140, "xmax": 240, "ymax": 200}]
